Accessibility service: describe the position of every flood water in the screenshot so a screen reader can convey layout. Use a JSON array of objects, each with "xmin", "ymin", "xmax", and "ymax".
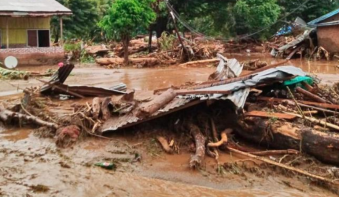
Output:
[{"xmin": 1, "ymin": 54, "xmax": 339, "ymax": 97}]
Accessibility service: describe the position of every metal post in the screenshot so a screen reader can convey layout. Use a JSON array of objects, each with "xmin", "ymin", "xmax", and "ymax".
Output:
[
  {"xmin": 59, "ymin": 16, "xmax": 63, "ymax": 46},
  {"xmin": 6, "ymin": 17, "xmax": 9, "ymax": 48}
]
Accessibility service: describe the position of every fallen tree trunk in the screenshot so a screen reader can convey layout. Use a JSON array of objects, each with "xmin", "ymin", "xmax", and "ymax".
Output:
[
  {"xmin": 302, "ymin": 129, "xmax": 339, "ymax": 165},
  {"xmin": 189, "ymin": 123, "xmax": 206, "ymax": 168},
  {"xmin": 96, "ymin": 57, "xmax": 158, "ymax": 66},
  {"xmin": 236, "ymin": 117, "xmax": 301, "ymax": 150},
  {"xmin": 237, "ymin": 117, "xmax": 339, "ymax": 165},
  {"xmin": 0, "ymin": 105, "xmax": 58, "ymax": 129},
  {"xmin": 136, "ymin": 88, "xmax": 176, "ymax": 118}
]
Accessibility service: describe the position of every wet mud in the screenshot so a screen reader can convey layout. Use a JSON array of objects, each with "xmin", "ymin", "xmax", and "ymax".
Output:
[{"xmin": 0, "ymin": 128, "xmax": 335, "ymax": 197}]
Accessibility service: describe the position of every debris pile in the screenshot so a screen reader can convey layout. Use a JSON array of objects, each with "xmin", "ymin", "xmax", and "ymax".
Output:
[
  {"xmin": 1, "ymin": 54, "xmax": 339, "ymax": 189},
  {"xmin": 93, "ymin": 34, "xmax": 220, "ymax": 68},
  {"xmin": 0, "ymin": 66, "xmax": 54, "ymax": 80}
]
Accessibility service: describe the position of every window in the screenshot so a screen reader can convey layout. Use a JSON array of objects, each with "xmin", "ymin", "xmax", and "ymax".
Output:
[{"xmin": 27, "ymin": 30, "xmax": 50, "ymax": 47}]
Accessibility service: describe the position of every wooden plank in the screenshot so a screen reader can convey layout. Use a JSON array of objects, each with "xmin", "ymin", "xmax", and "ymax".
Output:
[
  {"xmin": 245, "ymin": 110, "xmax": 297, "ymax": 120},
  {"xmin": 257, "ymin": 97, "xmax": 339, "ymax": 110}
]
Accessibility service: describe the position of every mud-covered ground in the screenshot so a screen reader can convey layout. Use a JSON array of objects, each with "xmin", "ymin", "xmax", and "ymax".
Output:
[{"xmin": 1, "ymin": 56, "xmax": 339, "ymax": 196}]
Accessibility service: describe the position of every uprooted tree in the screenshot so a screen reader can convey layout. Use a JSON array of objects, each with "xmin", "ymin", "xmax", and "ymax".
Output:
[{"xmin": 99, "ymin": 0, "xmax": 156, "ymax": 65}]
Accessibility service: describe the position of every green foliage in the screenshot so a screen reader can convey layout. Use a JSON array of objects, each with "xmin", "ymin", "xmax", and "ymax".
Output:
[
  {"xmin": 99, "ymin": 0, "xmax": 156, "ymax": 41},
  {"xmin": 64, "ymin": 42, "xmax": 81, "ymax": 53},
  {"xmin": 52, "ymin": 0, "xmax": 99, "ymax": 41},
  {"xmin": 278, "ymin": 0, "xmax": 339, "ymax": 23},
  {"xmin": 80, "ymin": 50, "xmax": 96, "ymax": 63},
  {"xmin": 158, "ymin": 32, "xmax": 176, "ymax": 51},
  {"xmin": 234, "ymin": 0, "xmax": 281, "ymax": 38}
]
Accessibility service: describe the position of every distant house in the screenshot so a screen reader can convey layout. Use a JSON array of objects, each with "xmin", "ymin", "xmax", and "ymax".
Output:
[
  {"xmin": 308, "ymin": 8, "xmax": 339, "ymax": 54},
  {"xmin": 0, "ymin": 0, "xmax": 72, "ymax": 66}
]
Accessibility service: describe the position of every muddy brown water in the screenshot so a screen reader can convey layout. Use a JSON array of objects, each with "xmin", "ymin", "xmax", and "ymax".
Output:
[
  {"xmin": 1, "ymin": 55, "xmax": 339, "ymax": 196},
  {"xmin": 0, "ymin": 129, "xmax": 335, "ymax": 197}
]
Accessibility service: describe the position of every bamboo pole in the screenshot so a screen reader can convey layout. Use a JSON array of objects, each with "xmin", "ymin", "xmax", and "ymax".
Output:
[
  {"xmin": 285, "ymin": 112, "xmax": 339, "ymax": 131},
  {"xmin": 227, "ymin": 147, "xmax": 339, "ymax": 186}
]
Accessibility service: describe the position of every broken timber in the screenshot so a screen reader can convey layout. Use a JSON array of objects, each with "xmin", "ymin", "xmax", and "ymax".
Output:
[{"xmin": 245, "ymin": 111, "xmax": 297, "ymax": 120}]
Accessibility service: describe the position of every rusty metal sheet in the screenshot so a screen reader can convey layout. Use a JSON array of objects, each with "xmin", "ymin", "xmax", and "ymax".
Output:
[{"xmin": 100, "ymin": 98, "xmax": 201, "ymax": 132}]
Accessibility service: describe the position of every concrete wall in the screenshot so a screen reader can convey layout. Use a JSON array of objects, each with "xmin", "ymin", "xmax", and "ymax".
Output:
[
  {"xmin": 317, "ymin": 25, "xmax": 339, "ymax": 53},
  {"xmin": 0, "ymin": 17, "xmax": 50, "ymax": 48},
  {"xmin": 0, "ymin": 47, "xmax": 64, "ymax": 66}
]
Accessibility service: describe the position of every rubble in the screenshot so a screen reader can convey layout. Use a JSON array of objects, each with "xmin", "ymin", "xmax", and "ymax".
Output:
[{"xmin": 2, "ymin": 53, "xmax": 339, "ymax": 191}]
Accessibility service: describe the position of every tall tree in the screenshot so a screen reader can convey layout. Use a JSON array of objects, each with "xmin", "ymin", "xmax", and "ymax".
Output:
[
  {"xmin": 278, "ymin": 0, "xmax": 339, "ymax": 22},
  {"xmin": 234, "ymin": 0, "xmax": 281, "ymax": 38},
  {"xmin": 99, "ymin": 0, "xmax": 156, "ymax": 64}
]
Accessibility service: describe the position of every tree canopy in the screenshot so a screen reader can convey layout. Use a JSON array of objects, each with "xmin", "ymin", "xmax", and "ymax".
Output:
[
  {"xmin": 52, "ymin": 0, "xmax": 339, "ymax": 42},
  {"xmin": 99, "ymin": 0, "xmax": 156, "ymax": 63}
]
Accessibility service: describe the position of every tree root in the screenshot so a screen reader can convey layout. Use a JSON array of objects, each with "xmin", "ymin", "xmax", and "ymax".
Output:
[{"xmin": 208, "ymin": 129, "xmax": 230, "ymax": 147}]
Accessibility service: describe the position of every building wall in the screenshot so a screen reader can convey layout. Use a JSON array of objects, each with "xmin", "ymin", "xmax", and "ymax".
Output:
[
  {"xmin": 0, "ymin": 17, "xmax": 50, "ymax": 48},
  {"xmin": 0, "ymin": 47, "xmax": 64, "ymax": 66},
  {"xmin": 317, "ymin": 25, "xmax": 339, "ymax": 53}
]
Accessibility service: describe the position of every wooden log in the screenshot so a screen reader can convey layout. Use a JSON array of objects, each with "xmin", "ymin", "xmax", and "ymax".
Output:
[
  {"xmin": 101, "ymin": 97, "xmax": 111, "ymax": 121},
  {"xmin": 302, "ymin": 129, "xmax": 339, "ymax": 165},
  {"xmin": 236, "ymin": 117, "xmax": 301, "ymax": 150},
  {"xmin": 189, "ymin": 123, "xmax": 206, "ymax": 168},
  {"xmin": 246, "ymin": 60, "xmax": 288, "ymax": 75},
  {"xmin": 301, "ymin": 82, "xmax": 315, "ymax": 93},
  {"xmin": 0, "ymin": 105, "xmax": 58, "ymax": 129},
  {"xmin": 156, "ymin": 136, "xmax": 173, "ymax": 154},
  {"xmin": 295, "ymin": 87, "xmax": 328, "ymax": 103},
  {"xmin": 92, "ymin": 97, "xmax": 101, "ymax": 120},
  {"xmin": 137, "ymin": 88, "xmax": 176, "ymax": 118},
  {"xmin": 245, "ymin": 111, "xmax": 297, "ymax": 120},
  {"xmin": 96, "ymin": 57, "xmax": 158, "ymax": 66},
  {"xmin": 178, "ymin": 59, "xmax": 219, "ymax": 67},
  {"xmin": 250, "ymin": 149, "xmax": 299, "ymax": 156}
]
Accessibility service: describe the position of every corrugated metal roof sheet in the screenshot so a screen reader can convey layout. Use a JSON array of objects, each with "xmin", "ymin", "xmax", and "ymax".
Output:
[
  {"xmin": 0, "ymin": 0, "xmax": 71, "ymax": 14},
  {"xmin": 101, "ymin": 66, "xmax": 306, "ymax": 133},
  {"xmin": 308, "ymin": 8, "xmax": 339, "ymax": 26},
  {"xmin": 316, "ymin": 20, "xmax": 339, "ymax": 27}
]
